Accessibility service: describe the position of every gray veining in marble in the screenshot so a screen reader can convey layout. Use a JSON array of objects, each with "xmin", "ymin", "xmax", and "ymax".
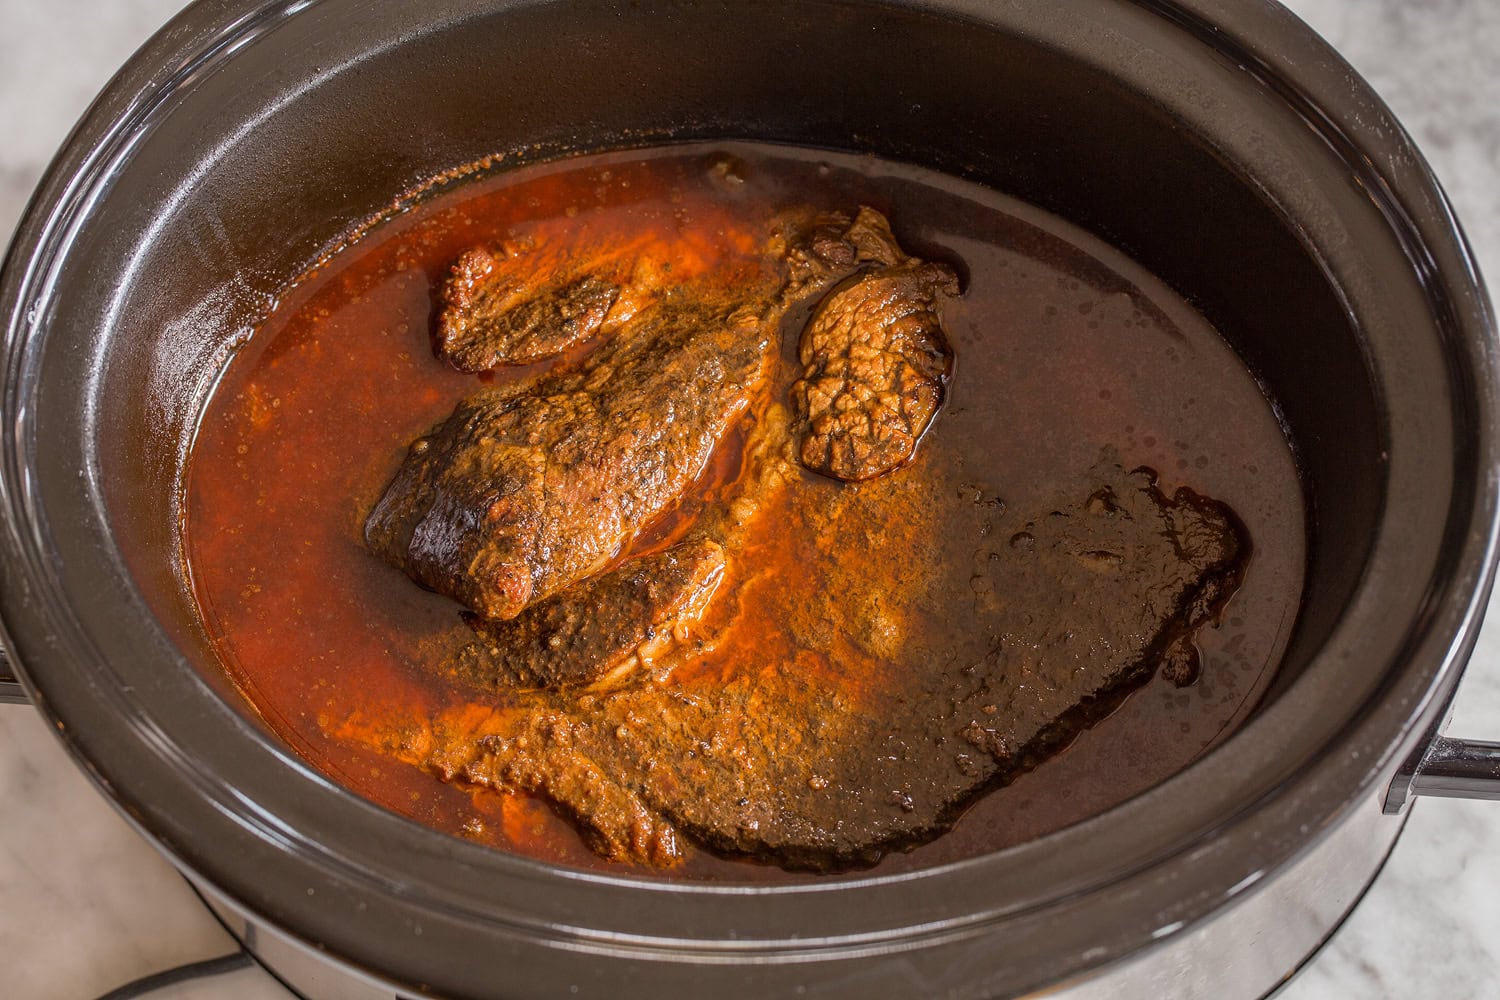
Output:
[{"xmin": 1, "ymin": 1, "xmax": 1497, "ymax": 997}]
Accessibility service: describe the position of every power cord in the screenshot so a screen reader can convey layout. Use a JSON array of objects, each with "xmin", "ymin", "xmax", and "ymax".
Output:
[
  {"xmin": 92, "ymin": 950, "xmax": 253, "ymax": 1000},
  {"xmin": 89, "ymin": 873, "xmax": 311, "ymax": 1000}
]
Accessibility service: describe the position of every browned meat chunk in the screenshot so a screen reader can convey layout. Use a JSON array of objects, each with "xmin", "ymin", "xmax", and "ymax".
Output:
[
  {"xmin": 366, "ymin": 294, "xmax": 779, "ymax": 620},
  {"xmin": 451, "ymin": 538, "xmax": 726, "ymax": 692},
  {"xmin": 340, "ymin": 462, "xmax": 1245, "ymax": 870},
  {"xmin": 369, "ymin": 209, "xmax": 878, "ymax": 621},
  {"xmin": 437, "ymin": 245, "xmax": 622, "ymax": 369},
  {"xmin": 434, "ymin": 202, "xmax": 766, "ymax": 371},
  {"xmin": 793, "ymin": 208, "xmax": 957, "ymax": 481}
]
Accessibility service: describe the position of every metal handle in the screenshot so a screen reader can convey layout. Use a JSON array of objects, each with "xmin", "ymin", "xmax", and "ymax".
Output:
[
  {"xmin": 0, "ymin": 648, "xmax": 26, "ymax": 704},
  {"xmin": 1386, "ymin": 731, "xmax": 1500, "ymax": 813},
  {"xmin": 1409, "ymin": 737, "xmax": 1500, "ymax": 800}
]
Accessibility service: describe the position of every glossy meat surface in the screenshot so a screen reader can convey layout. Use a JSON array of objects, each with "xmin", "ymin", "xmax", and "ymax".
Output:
[
  {"xmin": 793, "ymin": 263, "xmax": 957, "ymax": 480},
  {"xmin": 793, "ymin": 209, "xmax": 957, "ymax": 481},
  {"xmin": 439, "ymin": 249, "xmax": 620, "ymax": 369}
]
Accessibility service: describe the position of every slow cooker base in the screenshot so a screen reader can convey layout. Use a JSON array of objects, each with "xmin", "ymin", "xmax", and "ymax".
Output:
[{"xmin": 193, "ymin": 796, "xmax": 1411, "ymax": 1000}]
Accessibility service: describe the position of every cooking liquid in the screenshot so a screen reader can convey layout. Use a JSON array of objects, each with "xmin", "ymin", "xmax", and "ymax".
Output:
[{"xmin": 185, "ymin": 143, "xmax": 1304, "ymax": 881}]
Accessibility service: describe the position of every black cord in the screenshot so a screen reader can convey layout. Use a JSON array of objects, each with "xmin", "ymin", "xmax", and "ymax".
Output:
[
  {"xmin": 91, "ymin": 873, "xmax": 316, "ymax": 1000},
  {"xmin": 181, "ymin": 875, "xmax": 317, "ymax": 1000},
  {"xmin": 92, "ymin": 950, "xmax": 254, "ymax": 1000}
]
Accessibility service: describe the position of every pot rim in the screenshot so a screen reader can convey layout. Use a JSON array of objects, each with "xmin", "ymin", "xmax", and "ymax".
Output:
[{"xmin": 1, "ymin": 0, "xmax": 1495, "ymax": 993}]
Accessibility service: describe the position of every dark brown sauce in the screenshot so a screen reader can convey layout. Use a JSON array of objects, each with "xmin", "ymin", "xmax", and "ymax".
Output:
[{"xmin": 184, "ymin": 142, "xmax": 1304, "ymax": 882}]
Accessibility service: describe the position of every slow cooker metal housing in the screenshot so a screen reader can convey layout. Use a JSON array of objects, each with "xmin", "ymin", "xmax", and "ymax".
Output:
[{"xmin": 1, "ymin": 1, "xmax": 1495, "ymax": 996}]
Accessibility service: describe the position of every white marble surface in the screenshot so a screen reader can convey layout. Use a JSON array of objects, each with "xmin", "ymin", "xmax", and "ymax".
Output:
[{"xmin": 0, "ymin": 1, "xmax": 1497, "ymax": 997}]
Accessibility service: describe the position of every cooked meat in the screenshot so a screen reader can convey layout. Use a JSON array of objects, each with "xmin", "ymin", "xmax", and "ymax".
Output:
[
  {"xmin": 350, "ymin": 200, "xmax": 1243, "ymax": 872},
  {"xmin": 792, "ymin": 207, "xmax": 957, "ymax": 481},
  {"xmin": 340, "ymin": 459, "xmax": 1246, "ymax": 870},
  {"xmin": 452, "ymin": 538, "xmax": 726, "ymax": 692},
  {"xmin": 366, "ymin": 293, "xmax": 778, "ymax": 620},
  {"xmin": 437, "ymin": 245, "xmax": 622, "ymax": 369},
  {"xmin": 367, "ymin": 209, "xmax": 884, "ymax": 621},
  {"xmin": 434, "ymin": 199, "xmax": 788, "ymax": 371},
  {"xmin": 433, "ymin": 209, "xmax": 727, "ymax": 371},
  {"xmin": 781, "ymin": 206, "xmax": 909, "ymax": 299}
]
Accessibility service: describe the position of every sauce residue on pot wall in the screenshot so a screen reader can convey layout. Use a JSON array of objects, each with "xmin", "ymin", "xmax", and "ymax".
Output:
[{"xmin": 184, "ymin": 143, "xmax": 1304, "ymax": 882}]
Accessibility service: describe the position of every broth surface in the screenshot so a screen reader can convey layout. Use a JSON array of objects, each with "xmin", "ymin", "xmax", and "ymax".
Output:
[{"xmin": 185, "ymin": 143, "xmax": 1304, "ymax": 881}]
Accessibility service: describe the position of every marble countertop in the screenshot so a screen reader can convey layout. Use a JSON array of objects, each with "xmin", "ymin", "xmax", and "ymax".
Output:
[{"xmin": 1, "ymin": 1, "xmax": 1497, "ymax": 997}]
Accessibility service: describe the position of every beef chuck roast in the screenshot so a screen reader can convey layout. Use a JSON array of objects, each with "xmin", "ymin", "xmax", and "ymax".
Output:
[
  {"xmin": 792, "ymin": 207, "xmax": 957, "ymax": 481},
  {"xmin": 367, "ymin": 210, "xmax": 864, "ymax": 621},
  {"xmin": 341, "ymin": 442, "xmax": 1246, "ymax": 870},
  {"xmin": 352, "ymin": 197, "xmax": 1248, "ymax": 872},
  {"xmin": 434, "ymin": 217, "xmax": 700, "ymax": 371},
  {"xmin": 367, "ymin": 295, "xmax": 776, "ymax": 620},
  {"xmin": 434, "ymin": 202, "xmax": 790, "ymax": 371}
]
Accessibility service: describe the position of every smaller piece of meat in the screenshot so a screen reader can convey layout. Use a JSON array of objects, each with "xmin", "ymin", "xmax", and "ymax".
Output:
[
  {"xmin": 792, "ymin": 209, "xmax": 958, "ymax": 482},
  {"xmin": 436, "ymin": 245, "xmax": 622, "ymax": 370},
  {"xmin": 781, "ymin": 209, "xmax": 900, "ymax": 301},
  {"xmin": 434, "ymin": 194, "xmax": 764, "ymax": 372},
  {"xmin": 453, "ymin": 539, "xmax": 726, "ymax": 692}
]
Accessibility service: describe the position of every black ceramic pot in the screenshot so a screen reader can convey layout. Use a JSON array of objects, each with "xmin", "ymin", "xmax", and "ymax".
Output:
[{"xmin": 1, "ymin": 1, "xmax": 1496, "ymax": 997}]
